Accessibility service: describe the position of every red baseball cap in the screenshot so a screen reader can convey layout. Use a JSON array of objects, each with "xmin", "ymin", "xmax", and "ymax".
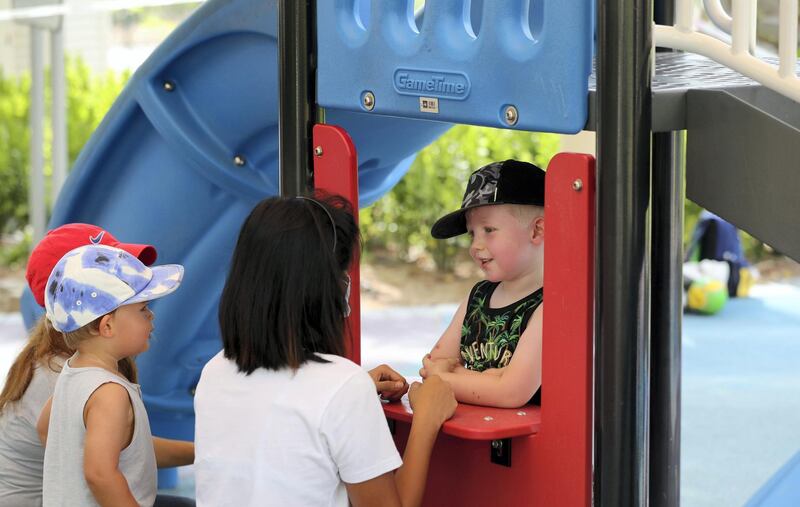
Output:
[{"xmin": 26, "ymin": 223, "xmax": 158, "ymax": 307}]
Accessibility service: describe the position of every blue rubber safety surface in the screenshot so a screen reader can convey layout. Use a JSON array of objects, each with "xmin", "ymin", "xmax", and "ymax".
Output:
[
  {"xmin": 681, "ymin": 281, "xmax": 800, "ymax": 507},
  {"xmin": 2, "ymin": 279, "xmax": 799, "ymax": 504}
]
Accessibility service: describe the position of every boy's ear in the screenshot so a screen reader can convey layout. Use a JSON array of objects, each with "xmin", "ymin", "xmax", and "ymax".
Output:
[
  {"xmin": 530, "ymin": 216, "xmax": 545, "ymax": 245},
  {"xmin": 97, "ymin": 314, "xmax": 115, "ymax": 338}
]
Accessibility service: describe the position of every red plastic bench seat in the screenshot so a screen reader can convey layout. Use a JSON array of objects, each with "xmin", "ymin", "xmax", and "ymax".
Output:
[{"xmin": 383, "ymin": 400, "xmax": 540, "ymax": 441}]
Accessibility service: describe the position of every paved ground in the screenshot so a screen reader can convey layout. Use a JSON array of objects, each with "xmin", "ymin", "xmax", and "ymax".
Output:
[{"xmin": 2, "ymin": 280, "xmax": 799, "ymax": 506}]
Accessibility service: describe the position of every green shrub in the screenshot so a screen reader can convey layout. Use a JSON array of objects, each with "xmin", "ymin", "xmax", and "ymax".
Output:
[{"xmin": 0, "ymin": 59, "xmax": 129, "ymax": 236}]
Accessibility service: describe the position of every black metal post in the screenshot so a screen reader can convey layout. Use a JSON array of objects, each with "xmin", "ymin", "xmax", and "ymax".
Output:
[
  {"xmin": 595, "ymin": 0, "xmax": 653, "ymax": 504},
  {"xmin": 278, "ymin": 0, "xmax": 316, "ymax": 196},
  {"xmin": 650, "ymin": 131, "xmax": 684, "ymax": 507},
  {"xmin": 650, "ymin": 3, "xmax": 684, "ymax": 506}
]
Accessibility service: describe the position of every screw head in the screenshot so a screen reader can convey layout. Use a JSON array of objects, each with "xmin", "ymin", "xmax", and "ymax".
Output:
[
  {"xmin": 233, "ymin": 155, "xmax": 246, "ymax": 167},
  {"xmin": 314, "ymin": 146, "xmax": 323, "ymax": 157},
  {"xmin": 572, "ymin": 178, "xmax": 583, "ymax": 191},
  {"xmin": 504, "ymin": 105, "xmax": 518, "ymax": 126},
  {"xmin": 362, "ymin": 91, "xmax": 375, "ymax": 111},
  {"xmin": 483, "ymin": 416, "xmax": 494, "ymax": 422},
  {"xmin": 163, "ymin": 81, "xmax": 175, "ymax": 92},
  {"xmin": 491, "ymin": 440, "xmax": 503, "ymax": 449},
  {"xmin": 516, "ymin": 411, "xmax": 527, "ymax": 416}
]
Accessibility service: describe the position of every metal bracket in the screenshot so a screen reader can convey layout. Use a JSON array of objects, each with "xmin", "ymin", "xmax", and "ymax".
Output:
[{"xmin": 490, "ymin": 438, "xmax": 512, "ymax": 467}]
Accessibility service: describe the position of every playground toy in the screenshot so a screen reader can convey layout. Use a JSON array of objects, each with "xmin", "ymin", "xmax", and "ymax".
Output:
[{"xmin": 19, "ymin": 0, "xmax": 800, "ymax": 504}]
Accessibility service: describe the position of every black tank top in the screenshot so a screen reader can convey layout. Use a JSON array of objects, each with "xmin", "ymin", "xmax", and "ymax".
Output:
[{"xmin": 460, "ymin": 280, "xmax": 543, "ymax": 404}]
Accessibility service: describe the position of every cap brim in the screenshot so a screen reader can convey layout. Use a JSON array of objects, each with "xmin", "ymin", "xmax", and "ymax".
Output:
[
  {"xmin": 431, "ymin": 203, "xmax": 502, "ymax": 239},
  {"xmin": 116, "ymin": 243, "xmax": 157, "ymax": 266},
  {"xmin": 431, "ymin": 208, "xmax": 468, "ymax": 239},
  {"xmin": 125, "ymin": 264, "xmax": 184, "ymax": 305}
]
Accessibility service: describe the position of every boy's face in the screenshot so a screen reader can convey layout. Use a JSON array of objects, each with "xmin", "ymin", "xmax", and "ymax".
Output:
[
  {"xmin": 465, "ymin": 205, "xmax": 543, "ymax": 283},
  {"xmin": 108, "ymin": 302, "xmax": 155, "ymax": 356}
]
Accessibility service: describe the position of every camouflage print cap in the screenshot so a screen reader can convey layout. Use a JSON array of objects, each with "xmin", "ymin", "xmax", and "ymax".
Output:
[{"xmin": 431, "ymin": 159, "xmax": 545, "ymax": 239}]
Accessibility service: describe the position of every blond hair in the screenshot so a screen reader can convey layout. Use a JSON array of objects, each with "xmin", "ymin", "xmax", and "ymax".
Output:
[
  {"xmin": 0, "ymin": 314, "xmax": 138, "ymax": 414},
  {"xmin": 62, "ymin": 315, "xmax": 139, "ymax": 383},
  {"xmin": 507, "ymin": 204, "xmax": 544, "ymax": 227},
  {"xmin": 0, "ymin": 317, "xmax": 69, "ymax": 412}
]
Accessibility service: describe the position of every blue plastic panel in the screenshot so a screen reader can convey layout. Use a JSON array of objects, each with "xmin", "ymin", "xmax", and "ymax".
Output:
[
  {"xmin": 745, "ymin": 450, "xmax": 800, "ymax": 507},
  {"xmin": 20, "ymin": 0, "xmax": 449, "ymax": 449},
  {"xmin": 317, "ymin": 0, "xmax": 594, "ymax": 133}
]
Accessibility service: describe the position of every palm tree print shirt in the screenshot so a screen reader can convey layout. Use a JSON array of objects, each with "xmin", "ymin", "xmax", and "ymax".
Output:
[{"xmin": 460, "ymin": 280, "xmax": 544, "ymax": 402}]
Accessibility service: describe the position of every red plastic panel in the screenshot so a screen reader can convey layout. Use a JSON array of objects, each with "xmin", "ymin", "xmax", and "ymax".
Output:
[
  {"xmin": 389, "ymin": 153, "xmax": 595, "ymax": 506},
  {"xmin": 312, "ymin": 124, "xmax": 361, "ymax": 365},
  {"xmin": 384, "ymin": 400, "xmax": 540, "ymax": 440}
]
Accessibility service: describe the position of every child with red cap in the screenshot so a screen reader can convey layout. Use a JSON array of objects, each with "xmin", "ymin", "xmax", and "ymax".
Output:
[{"xmin": 0, "ymin": 224, "xmax": 193, "ymax": 506}]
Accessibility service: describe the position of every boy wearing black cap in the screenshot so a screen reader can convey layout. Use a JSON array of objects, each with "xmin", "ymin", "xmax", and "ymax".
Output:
[{"xmin": 420, "ymin": 160, "xmax": 545, "ymax": 408}]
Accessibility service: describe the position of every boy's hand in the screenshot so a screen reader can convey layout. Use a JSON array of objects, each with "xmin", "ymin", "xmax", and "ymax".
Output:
[
  {"xmin": 368, "ymin": 364, "xmax": 409, "ymax": 401},
  {"xmin": 408, "ymin": 376, "xmax": 457, "ymax": 427},
  {"xmin": 419, "ymin": 354, "xmax": 459, "ymax": 379}
]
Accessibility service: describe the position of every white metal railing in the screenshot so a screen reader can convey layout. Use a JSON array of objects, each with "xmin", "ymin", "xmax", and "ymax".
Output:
[{"xmin": 655, "ymin": 0, "xmax": 800, "ymax": 102}]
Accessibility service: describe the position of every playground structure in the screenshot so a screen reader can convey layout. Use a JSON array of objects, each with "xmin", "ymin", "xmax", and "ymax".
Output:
[{"xmin": 17, "ymin": 0, "xmax": 800, "ymax": 505}]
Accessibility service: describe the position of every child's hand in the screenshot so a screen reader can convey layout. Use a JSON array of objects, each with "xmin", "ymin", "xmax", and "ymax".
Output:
[
  {"xmin": 419, "ymin": 354, "xmax": 459, "ymax": 379},
  {"xmin": 408, "ymin": 375, "xmax": 457, "ymax": 427},
  {"xmin": 368, "ymin": 364, "xmax": 409, "ymax": 401}
]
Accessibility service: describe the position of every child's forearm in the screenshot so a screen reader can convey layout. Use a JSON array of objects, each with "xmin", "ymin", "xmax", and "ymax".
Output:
[
  {"xmin": 436, "ymin": 368, "xmax": 530, "ymax": 408},
  {"xmin": 153, "ymin": 436, "xmax": 194, "ymax": 468},
  {"xmin": 394, "ymin": 416, "xmax": 440, "ymax": 507},
  {"xmin": 85, "ymin": 469, "xmax": 139, "ymax": 507}
]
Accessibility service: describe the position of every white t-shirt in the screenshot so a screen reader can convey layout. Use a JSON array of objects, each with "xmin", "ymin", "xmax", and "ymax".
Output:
[{"xmin": 194, "ymin": 351, "xmax": 402, "ymax": 507}]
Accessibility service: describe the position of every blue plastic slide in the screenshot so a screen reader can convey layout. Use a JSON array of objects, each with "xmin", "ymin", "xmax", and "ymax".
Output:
[{"xmin": 20, "ymin": 0, "xmax": 450, "ymax": 451}]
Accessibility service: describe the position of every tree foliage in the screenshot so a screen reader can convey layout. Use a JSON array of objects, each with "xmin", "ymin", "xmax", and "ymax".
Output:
[{"xmin": 0, "ymin": 59, "xmax": 129, "ymax": 236}]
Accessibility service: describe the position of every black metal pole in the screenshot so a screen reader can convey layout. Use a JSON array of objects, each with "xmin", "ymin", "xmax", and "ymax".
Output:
[
  {"xmin": 595, "ymin": 0, "xmax": 653, "ymax": 504},
  {"xmin": 650, "ymin": 132, "xmax": 684, "ymax": 507},
  {"xmin": 278, "ymin": 0, "xmax": 316, "ymax": 196},
  {"xmin": 651, "ymin": 3, "xmax": 684, "ymax": 506}
]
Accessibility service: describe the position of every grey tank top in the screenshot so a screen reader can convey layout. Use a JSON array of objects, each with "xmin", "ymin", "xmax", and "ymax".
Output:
[
  {"xmin": 42, "ymin": 358, "xmax": 157, "ymax": 507},
  {"xmin": 0, "ymin": 358, "xmax": 63, "ymax": 507}
]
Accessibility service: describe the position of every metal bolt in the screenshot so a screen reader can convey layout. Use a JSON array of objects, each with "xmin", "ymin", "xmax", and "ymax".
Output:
[
  {"xmin": 516, "ymin": 411, "xmax": 527, "ymax": 416},
  {"xmin": 504, "ymin": 105, "xmax": 518, "ymax": 126},
  {"xmin": 314, "ymin": 146, "xmax": 323, "ymax": 157},
  {"xmin": 362, "ymin": 91, "xmax": 375, "ymax": 111},
  {"xmin": 491, "ymin": 440, "xmax": 503, "ymax": 449},
  {"xmin": 572, "ymin": 178, "xmax": 583, "ymax": 191},
  {"xmin": 483, "ymin": 416, "xmax": 494, "ymax": 422},
  {"xmin": 233, "ymin": 155, "xmax": 246, "ymax": 166},
  {"xmin": 163, "ymin": 81, "xmax": 175, "ymax": 92}
]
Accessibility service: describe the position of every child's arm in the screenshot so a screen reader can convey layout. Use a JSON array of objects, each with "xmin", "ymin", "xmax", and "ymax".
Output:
[
  {"xmin": 423, "ymin": 304, "xmax": 544, "ymax": 408},
  {"xmin": 153, "ymin": 437, "xmax": 194, "ymax": 468},
  {"xmin": 83, "ymin": 383, "xmax": 139, "ymax": 507},
  {"xmin": 36, "ymin": 396, "xmax": 53, "ymax": 446},
  {"xmin": 427, "ymin": 296, "xmax": 468, "ymax": 361}
]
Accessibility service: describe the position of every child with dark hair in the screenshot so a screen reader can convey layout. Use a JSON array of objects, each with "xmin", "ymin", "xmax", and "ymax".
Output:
[{"xmin": 194, "ymin": 193, "xmax": 456, "ymax": 507}]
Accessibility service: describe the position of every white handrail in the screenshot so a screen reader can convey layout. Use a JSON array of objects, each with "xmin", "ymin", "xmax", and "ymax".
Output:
[
  {"xmin": 656, "ymin": 0, "xmax": 800, "ymax": 103},
  {"xmin": 779, "ymin": 0, "xmax": 798, "ymax": 78},
  {"xmin": 703, "ymin": 0, "xmax": 733, "ymax": 33}
]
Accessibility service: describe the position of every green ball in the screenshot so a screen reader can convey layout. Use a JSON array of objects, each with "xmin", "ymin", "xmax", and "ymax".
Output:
[{"xmin": 687, "ymin": 277, "xmax": 728, "ymax": 315}]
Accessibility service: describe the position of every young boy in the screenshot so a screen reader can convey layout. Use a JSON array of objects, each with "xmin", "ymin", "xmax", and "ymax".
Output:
[{"xmin": 421, "ymin": 160, "xmax": 545, "ymax": 408}]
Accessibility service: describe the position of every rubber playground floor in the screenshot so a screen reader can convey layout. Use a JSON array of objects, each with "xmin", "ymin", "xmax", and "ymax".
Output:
[{"xmin": 1, "ymin": 279, "xmax": 799, "ymax": 506}]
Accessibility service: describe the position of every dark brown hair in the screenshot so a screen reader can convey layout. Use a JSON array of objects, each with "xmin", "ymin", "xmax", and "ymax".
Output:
[{"xmin": 218, "ymin": 193, "xmax": 359, "ymax": 373}]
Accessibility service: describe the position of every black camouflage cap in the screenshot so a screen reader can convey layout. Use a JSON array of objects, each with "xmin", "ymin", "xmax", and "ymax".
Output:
[{"xmin": 431, "ymin": 159, "xmax": 545, "ymax": 239}]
